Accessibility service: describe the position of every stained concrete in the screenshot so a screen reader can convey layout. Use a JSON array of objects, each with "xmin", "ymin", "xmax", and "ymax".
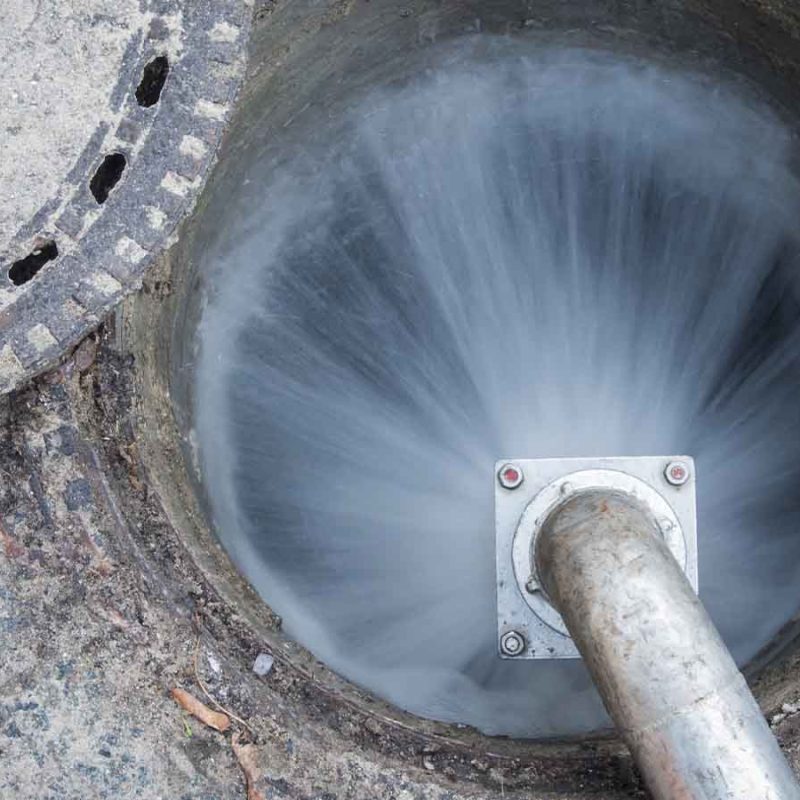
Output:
[{"xmin": 0, "ymin": 357, "xmax": 243, "ymax": 799}]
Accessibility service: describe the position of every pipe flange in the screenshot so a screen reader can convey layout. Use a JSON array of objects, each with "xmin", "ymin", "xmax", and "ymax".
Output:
[{"xmin": 495, "ymin": 456, "xmax": 698, "ymax": 659}]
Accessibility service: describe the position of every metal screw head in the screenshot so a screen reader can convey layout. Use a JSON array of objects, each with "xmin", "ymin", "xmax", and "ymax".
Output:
[
  {"xmin": 664, "ymin": 461, "xmax": 690, "ymax": 487},
  {"xmin": 498, "ymin": 463, "xmax": 524, "ymax": 490},
  {"xmin": 500, "ymin": 630, "xmax": 526, "ymax": 657}
]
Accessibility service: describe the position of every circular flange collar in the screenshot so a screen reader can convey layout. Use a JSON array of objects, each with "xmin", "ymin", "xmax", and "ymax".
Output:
[{"xmin": 511, "ymin": 469, "xmax": 688, "ymax": 637}]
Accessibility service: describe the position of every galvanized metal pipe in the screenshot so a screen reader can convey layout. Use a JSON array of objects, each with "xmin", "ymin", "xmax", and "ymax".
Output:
[{"xmin": 535, "ymin": 490, "xmax": 800, "ymax": 800}]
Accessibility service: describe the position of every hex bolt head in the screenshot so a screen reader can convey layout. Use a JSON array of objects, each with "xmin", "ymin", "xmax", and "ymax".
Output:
[
  {"xmin": 498, "ymin": 463, "xmax": 524, "ymax": 490},
  {"xmin": 500, "ymin": 630, "xmax": 526, "ymax": 657},
  {"xmin": 664, "ymin": 461, "xmax": 690, "ymax": 487}
]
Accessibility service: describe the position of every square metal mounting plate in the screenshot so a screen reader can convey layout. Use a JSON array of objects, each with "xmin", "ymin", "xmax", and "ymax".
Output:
[{"xmin": 495, "ymin": 456, "xmax": 698, "ymax": 659}]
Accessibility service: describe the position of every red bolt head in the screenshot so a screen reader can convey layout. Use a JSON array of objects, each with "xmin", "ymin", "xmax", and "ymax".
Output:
[
  {"xmin": 665, "ymin": 461, "xmax": 690, "ymax": 487},
  {"xmin": 498, "ymin": 463, "xmax": 524, "ymax": 490}
]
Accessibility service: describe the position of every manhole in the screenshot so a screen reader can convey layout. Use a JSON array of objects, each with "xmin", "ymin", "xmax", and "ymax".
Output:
[{"xmin": 0, "ymin": 0, "xmax": 250, "ymax": 395}]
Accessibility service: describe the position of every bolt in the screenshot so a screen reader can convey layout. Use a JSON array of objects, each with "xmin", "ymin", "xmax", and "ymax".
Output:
[
  {"xmin": 525, "ymin": 577, "xmax": 540, "ymax": 595},
  {"xmin": 498, "ymin": 463, "xmax": 524, "ymax": 490},
  {"xmin": 664, "ymin": 461, "xmax": 690, "ymax": 487},
  {"xmin": 500, "ymin": 630, "xmax": 526, "ymax": 657}
]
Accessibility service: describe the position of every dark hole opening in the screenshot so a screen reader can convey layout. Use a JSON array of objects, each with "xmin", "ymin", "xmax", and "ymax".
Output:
[
  {"xmin": 8, "ymin": 240, "xmax": 59, "ymax": 286},
  {"xmin": 135, "ymin": 56, "xmax": 169, "ymax": 107},
  {"xmin": 90, "ymin": 153, "xmax": 127, "ymax": 204}
]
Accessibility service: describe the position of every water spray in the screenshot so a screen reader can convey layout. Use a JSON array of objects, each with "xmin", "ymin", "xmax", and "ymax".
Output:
[{"xmin": 193, "ymin": 40, "xmax": 800, "ymax": 794}]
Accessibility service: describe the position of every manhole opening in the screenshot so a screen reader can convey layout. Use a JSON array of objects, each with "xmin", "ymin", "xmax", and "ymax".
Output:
[{"xmin": 178, "ymin": 40, "xmax": 800, "ymax": 741}]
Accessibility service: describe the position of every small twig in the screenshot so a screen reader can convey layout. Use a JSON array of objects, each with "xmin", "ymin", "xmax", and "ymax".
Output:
[
  {"xmin": 193, "ymin": 637, "xmax": 256, "ymax": 737},
  {"xmin": 232, "ymin": 732, "xmax": 266, "ymax": 800},
  {"xmin": 172, "ymin": 687, "xmax": 230, "ymax": 732}
]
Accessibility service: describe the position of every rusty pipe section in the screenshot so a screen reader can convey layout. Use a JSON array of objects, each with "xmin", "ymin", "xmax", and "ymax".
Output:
[{"xmin": 535, "ymin": 491, "xmax": 800, "ymax": 800}]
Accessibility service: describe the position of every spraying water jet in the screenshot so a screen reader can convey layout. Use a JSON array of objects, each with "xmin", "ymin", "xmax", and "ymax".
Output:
[
  {"xmin": 137, "ymin": 1, "xmax": 800, "ymax": 795},
  {"xmin": 190, "ymin": 42, "xmax": 800, "ymax": 742}
]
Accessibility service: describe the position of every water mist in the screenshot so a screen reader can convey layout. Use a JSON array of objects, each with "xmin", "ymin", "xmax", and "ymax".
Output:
[{"xmin": 193, "ymin": 42, "xmax": 800, "ymax": 737}]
